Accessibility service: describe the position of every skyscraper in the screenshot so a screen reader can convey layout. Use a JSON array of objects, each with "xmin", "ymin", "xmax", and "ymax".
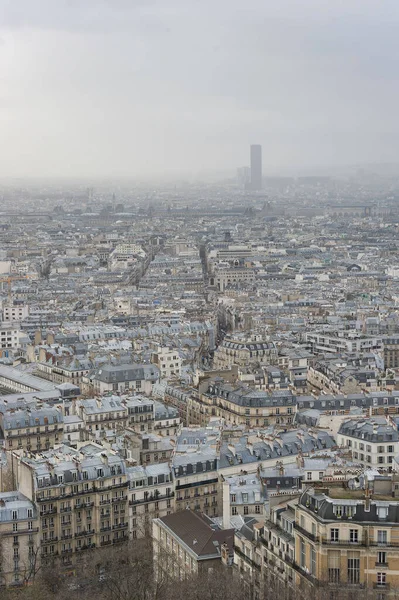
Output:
[{"xmin": 250, "ymin": 144, "xmax": 262, "ymax": 190}]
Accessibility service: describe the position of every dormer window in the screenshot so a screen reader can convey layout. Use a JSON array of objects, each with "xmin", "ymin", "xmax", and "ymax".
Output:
[
  {"xmin": 377, "ymin": 507, "xmax": 389, "ymax": 520},
  {"xmin": 335, "ymin": 505, "xmax": 343, "ymax": 518}
]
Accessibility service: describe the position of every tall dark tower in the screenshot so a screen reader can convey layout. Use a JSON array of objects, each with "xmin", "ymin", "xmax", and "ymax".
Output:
[{"xmin": 250, "ymin": 144, "xmax": 262, "ymax": 190}]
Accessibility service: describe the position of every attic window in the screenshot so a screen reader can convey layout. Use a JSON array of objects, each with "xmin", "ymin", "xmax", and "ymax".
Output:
[{"xmin": 377, "ymin": 507, "xmax": 389, "ymax": 520}]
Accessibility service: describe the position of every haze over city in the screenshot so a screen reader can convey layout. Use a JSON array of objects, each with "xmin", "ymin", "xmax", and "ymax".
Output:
[{"xmin": 1, "ymin": 0, "xmax": 399, "ymax": 179}]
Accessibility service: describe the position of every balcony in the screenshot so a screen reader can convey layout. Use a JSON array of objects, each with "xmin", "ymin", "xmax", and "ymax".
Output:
[
  {"xmin": 76, "ymin": 543, "xmax": 96, "ymax": 551},
  {"xmin": 112, "ymin": 496, "xmax": 127, "ymax": 503},
  {"xmin": 40, "ymin": 507, "xmax": 57, "ymax": 516},
  {"xmin": 4, "ymin": 527, "xmax": 39, "ymax": 536},
  {"xmin": 41, "ymin": 551, "xmax": 59, "ymax": 558},
  {"xmin": 234, "ymin": 546, "xmax": 260, "ymax": 571},
  {"xmin": 376, "ymin": 562, "xmax": 389, "ymax": 568},
  {"xmin": 60, "ymin": 534, "xmax": 73, "ymax": 540},
  {"xmin": 294, "ymin": 523, "xmax": 318, "ymax": 543},
  {"xmin": 61, "ymin": 548, "xmax": 73, "ymax": 554},
  {"xmin": 100, "ymin": 499, "xmax": 111, "ymax": 505},
  {"xmin": 113, "ymin": 536, "xmax": 127, "ymax": 544},
  {"xmin": 100, "ymin": 540, "xmax": 112, "ymax": 547},
  {"xmin": 42, "ymin": 537, "xmax": 58, "ymax": 544},
  {"xmin": 112, "ymin": 523, "xmax": 128, "ymax": 530},
  {"xmin": 100, "ymin": 526, "xmax": 112, "ymax": 532},
  {"xmin": 75, "ymin": 530, "xmax": 91, "ymax": 538},
  {"xmin": 60, "ymin": 506, "xmax": 72, "ymax": 513},
  {"xmin": 374, "ymin": 583, "xmax": 390, "ymax": 590},
  {"xmin": 129, "ymin": 491, "xmax": 174, "ymax": 505}
]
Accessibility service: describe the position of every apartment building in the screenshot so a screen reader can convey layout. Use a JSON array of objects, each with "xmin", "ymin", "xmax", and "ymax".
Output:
[
  {"xmin": 153, "ymin": 510, "xmax": 234, "ymax": 580},
  {"xmin": 122, "ymin": 429, "xmax": 174, "ymax": 466},
  {"xmin": 173, "ymin": 448, "xmax": 220, "ymax": 516},
  {"xmin": 76, "ymin": 396, "xmax": 128, "ymax": 436},
  {"xmin": 0, "ymin": 492, "xmax": 39, "ymax": 588},
  {"xmin": 34, "ymin": 357, "xmax": 90, "ymax": 387},
  {"xmin": 86, "ymin": 363, "xmax": 159, "ymax": 395},
  {"xmin": 0, "ymin": 327, "xmax": 28, "ymax": 351},
  {"xmin": 213, "ymin": 334, "xmax": 277, "ymax": 370},
  {"xmin": 222, "ymin": 475, "xmax": 268, "ymax": 524},
  {"xmin": 0, "ymin": 405, "xmax": 63, "ymax": 452},
  {"xmin": 128, "ymin": 463, "xmax": 174, "ymax": 539},
  {"xmin": 235, "ymin": 484, "xmax": 399, "ymax": 596},
  {"xmin": 12, "ymin": 445, "xmax": 129, "ymax": 573},
  {"xmin": 383, "ymin": 337, "xmax": 399, "ymax": 369},
  {"xmin": 153, "ymin": 401, "xmax": 180, "ymax": 436},
  {"xmin": 172, "ymin": 425, "xmax": 222, "ymax": 516},
  {"xmin": 126, "ymin": 396, "xmax": 155, "ymax": 433},
  {"xmin": 192, "ymin": 381, "xmax": 296, "ymax": 428},
  {"xmin": 293, "ymin": 486, "xmax": 399, "ymax": 592},
  {"xmin": 305, "ymin": 331, "xmax": 383, "ymax": 355},
  {"xmin": 2, "ymin": 303, "xmax": 29, "ymax": 325},
  {"xmin": 151, "ymin": 346, "xmax": 182, "ymax": 379},
  {"xmin": 337, "ymin": 418, "xmax": 399, "ymax": 470}
]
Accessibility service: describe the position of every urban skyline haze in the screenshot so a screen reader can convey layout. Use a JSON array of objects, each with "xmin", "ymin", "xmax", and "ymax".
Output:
[{"xmin": 1, "ymin": 0, "xmax": 399, "ymax": 179}]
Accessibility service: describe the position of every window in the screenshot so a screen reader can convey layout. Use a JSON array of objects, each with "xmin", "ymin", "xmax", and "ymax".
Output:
[
  {"xmin": 378, "ymin": 530, "xmax": 388, "ymax": 545},
  {"xmin": 330, "ymin": 529, "xmax": 339, "ymax": 543},
  {"xmin": 347, "ymin": 556, "xmax": 360, "ymax": 584},
  {"xmin": 377, "ymin": 507, "xmax": 389, "ymax": 520},
  {"xmin": 377, "ymin": 551, "xmax": 387, "ymax": 566},
  {"xmin": 306, "ymin": 472, "xmax": 312, "ymax": 481},
  {"xmin": 310, "ymin": 546, "xmax": 316, "ymax": 575},
  {"xmin": 377, "ymin": 573, "xmax": 387, "ymax": 587},
  {"xmin": 349, "ymin": 529, "xmax": 358, "ymax": 543},
  {"xmin": 300, "ymin": 539, "xmax": 306, "ymax": 569}
]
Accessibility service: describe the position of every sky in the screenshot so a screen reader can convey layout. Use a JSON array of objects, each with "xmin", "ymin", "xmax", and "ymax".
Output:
[{"xmin": 1, "ymin": 0, "xmax": 399, "ymax": 179}]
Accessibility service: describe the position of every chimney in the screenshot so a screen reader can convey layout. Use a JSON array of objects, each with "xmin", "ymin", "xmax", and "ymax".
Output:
[{"xmin": 364, "ymin": 486, "xmax": 371, "ymax": 511}]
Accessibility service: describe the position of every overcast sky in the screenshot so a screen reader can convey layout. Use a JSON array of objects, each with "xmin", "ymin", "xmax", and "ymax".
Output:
[{"xmin": 1, "ymin": 0, "xmax": 399, "ymax": 179}]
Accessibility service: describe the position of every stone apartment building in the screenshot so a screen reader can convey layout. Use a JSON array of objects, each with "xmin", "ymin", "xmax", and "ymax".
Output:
[
  {"xmin": 0, "ymin": 405, "xmax": 63, "ymax": 452},
  {"xmin": 151, "ymin": 346, "xmax": 182, "ymax": 380},
  {"xmin": 235, "ymin": 483, "xmax": 399, "ymax": 597},
  {"xmin": 153, "ymin": 510, "xmax": 234, "ymax": 580},
  {"xmin": 337, "ymin": 418, "xmax": 399, "ymax": 470},
  {"xmin": 76, "ymin": 396, "xmax": 128, "ymax": 437},
  {"xmin": 222, "ymin": 475, "xmax": 268, "ymax": 523},
  {"xmin": 128, "ymin": 462, "xmax": 174, "ymax": 539},
  {"xmin": 213, "ymin": 334, "xmax": 277, "ymax": 370},
  {"xmin": 191, "ymin": 381, "xmax": 296, "ymax": 428},
  {"xmin": 172, "ymin": 425, "xmax": 222, "ymax": 516},
  {"xmin": 85, "ymin": 363, "xmax": 159, "ymax": 395},
  {"xmin": 11, "ymin": 444, "xmax": 129, "ymax": 574},
  {"xmin": 0, "ymin": 491, "xmax": 39, "ymax": 588}
]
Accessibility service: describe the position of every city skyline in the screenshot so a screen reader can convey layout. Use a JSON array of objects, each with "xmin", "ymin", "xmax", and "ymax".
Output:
[{"xmin": 1, "ymin": 0, "xmax": 399, "ymax": 178}]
